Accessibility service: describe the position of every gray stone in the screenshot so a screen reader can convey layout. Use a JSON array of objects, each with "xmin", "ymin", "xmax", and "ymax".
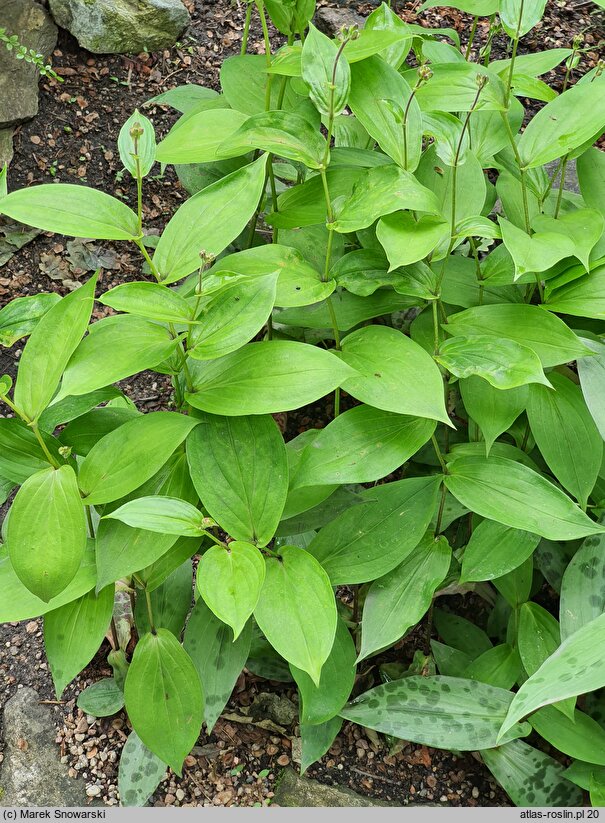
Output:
[
  {"xmin": 0, "ymin": 129, "xmax": 14, "ymax": 166},
  {"xmin": 0, "ymin": 0, "xmax": 57, "ymax": 129},
  {"xmin": 250, "ymin": 692, "xmax": 298, "ymax": 727},
  {"xmin": 314, "ymin": 6, "xmax": 366, "ymax": 37},
  {"xmin": 0, "ymin": 688, "xmax": 90, "ymax": 807},
  {"xmin": 545, "ymin": 158, "xmax": 580, "ymax": 196},
  {"xmin": 273, "ymin": 768, "xmax": 398, "ymax": 807},
  {"xmin": 48, "ymin": 0, "xmax": 190, "ymax": 55}
]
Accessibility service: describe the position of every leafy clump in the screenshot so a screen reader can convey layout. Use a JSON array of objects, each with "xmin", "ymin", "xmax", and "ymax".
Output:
[{"xmin": 0, "ymin": 0, "xmax": 605, "ymax": 808}]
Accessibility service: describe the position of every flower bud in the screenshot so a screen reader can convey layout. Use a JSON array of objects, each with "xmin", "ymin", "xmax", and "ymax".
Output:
[{"xmin": 417, "ymin": 64, "xmax": 433, "ymax": 82}]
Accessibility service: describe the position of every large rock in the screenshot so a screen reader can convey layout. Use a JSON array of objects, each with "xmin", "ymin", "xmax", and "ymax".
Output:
[
  {"xmin": 0, "ymin": 0, "xmax": 58, "ymax": 129},
  {"xmin": 273, "ymin": 768, "xmax": 397, "ymax": 807},
  {"xmin": 314, "ymin": 6, "xmax": 366, "ymax": 37},
  {"xmin": 48, "ymin": 0, "xmax": 190, "ymax": 54},
  {"xmin": 0, "ymin": 688, "xmax": 90, "ymax": 807}
]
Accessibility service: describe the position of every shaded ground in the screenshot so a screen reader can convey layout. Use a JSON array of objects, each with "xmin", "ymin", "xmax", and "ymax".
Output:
[{"xmin": 1, "ymin": 0, "xmax": 603, "ymax": 807}]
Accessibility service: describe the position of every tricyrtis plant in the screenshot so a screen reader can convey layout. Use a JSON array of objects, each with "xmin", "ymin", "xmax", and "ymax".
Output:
[{"xmin": 1, "ymin": 0, "xmax": 605, "ymax": 807}]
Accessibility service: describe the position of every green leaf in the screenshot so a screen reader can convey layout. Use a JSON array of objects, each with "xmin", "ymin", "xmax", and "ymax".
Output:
[
  {"xmin": 300, "ymin": 717, "xmax": 343, "ymax": 775},
  {"xmin": 124, "ymin": 629, "xmax": 203, "ymax": 773},
  {"xmin": 340, "ymin": 676, "xmax": 526, "ymax": 750},
  {"xmin": 55, "ymin": 315, "xmax": 180, "ymax": 401},
  {"xmin": 44, "ymin": 586, "xmax": 114, "ymax": 697},
  {"xmin": 358, "ymin": 533, "xmax": 451, "ymax": 661},
  {"xmin": 146, "ymin": 84, "xmax": 219, "ymax": 113},
  {"xmin": 499, "ymin": 0, "xmax": 547, "ymax": 37},
  {"xmin": 0, "ymin": 417, "xmax": 64, "ymax": 484},
  {"xmin": 218, "ymin": 111, "xmax": 327, "ymax": 169},
  {"xmin": 137, "ymin": 536, "xmax": 200, "ymax": 593},
  {"xmin": 546, "ymin": 264, "xmax": 605, "ymax": 320},
  {"xmin": 445, "ymin": 456, "xmax": 604, "ymax": 541},
  {"xmin": 377, "ymin": 212, "xmax": 448, "ymax": 268},
  {"xmin": 14, "ymin": 274, "xmax": 97, "ymax": 422},
  {"xmin": 518, "ymin": 602, "xmax": 561, "ymax": 677},
  {"xmin": 39, "ymin": 387, "xmax": 123, "ymax": 433},
  {"xmin": 99, "ymin": 282, "xmax": 193, "ymax": 323},
  {"xmin": 518, "ymin": 81, "xmax": 605, "ymax": 169},
  {"xmin": 118, "ymin": 109, "xmax": 156, "ymax": 178},
  {"xmin": 198, "ymin": 542, "xmax": 265, "ymax": 640},
  {"xmin": 134, "ymin": 560, "xmax": 193, "ymax": 637},
  {"xmin": 254, "ymin": 545, "xmax": 337, "ymax": 686},
  {"xmin": 275, "ymin": 290, "xmax": 414, "ymax": 332},
  {"xmin": 459, "ymin": 377, "xmax": 528, "ymax": 455},
  {"xmin": 433, "ymin": 608, "xmax": 492, "ymax": 658},
  {"xmin": 155, "ymin": 109, "xmax": 249, "ymax": 164},
  {"xmin": 183, "ymin": 598, "xmax": 252, "ymax": 732},
  {"xmin": 465, "ymin": 644, "xmax": 522, "ymax": 690},
  {"xmin": 532, "ymin": 209, "xmax": 604, "ymax": 273},
  {"xmin": 560, "ymin": 532, "xmax": 605, "ymax": 641},
  {"xmin": 531, "ymin": 705, "xmax": 605, "ymax": 765},
  {"xmin": 498, "ymin": 612, "xmax": 605, "ymax": 740},
  {"xmin": 185, "ymin": 341, "xmax": 354, "ymax": 416},
  {"xmin": 0, "ymin": 293, "xmax": 61, "ymax": 347},
  {"xmin": 188, "ymin": 273, "xmax": 278, "ymax": 360},
  {"xmin": 7, "ymin": 466, "xmax": 87, "ymax": 602},
  {"xmin": 77, "ymin": 678, "xmax": 124, "ymax": 718},
  {"xmin": 348, "ymin": 56, "xmax": 422, "ymax": 171},
  {"xmin": 308, "ymin": 476, "xmax": 442, "ymax": 584},
  {"xmin": 220, "ymin": 55, "xmax": 313, "ymax": 117},
  {"xmin": 292, "ymin": 405, "xmax": 435, "ymax": 487},
  {"xmin": 437, "ymin": 335, "xmax": 549, "ymax": 390},
  {"xmin": 563, "ymin": 760, "xmax": 605, "ymax": 792},
  {"xmin": 364, "ymin": 3, "xmax": 412, "ymax": 69},
  {"xmin": 578, "ymin": 339, "xmax": 605, "ymax": 439},
  {"xmin": 577, "ymin": 146, "xmax": 605, "ymax": 217},
  {"xmin": 60, "ymin": 407, "xmax": 140, "ymax": 457},
  {"xmin": 79, "ymin": 411, "xmax": 199, "ymax": 505},
  {"xmin": 414, "ymin": 65, "xmax": 506, "ymax": 112},
  {"xmin": 482, "ymin": 740, "xmax": 583, "ymax": 807},
  {"xmin": 187, "ymin": 413, "xmax": 288, "ymax": 545},
  {"xmin": 499, "ymin": 217, "xmax": 575, "ymax": 279},
  {"xmin": 339, "ymin": 326, "xmax": 450, "ymax": 424},
  {"xmin": 446, "ymin": 304, "xmax": 592, "ymax": 367},
  {"xmin": 527, "ymin": 373, "xmax": 602, "ymax": 508},
  {"xmin": 332, "ymin": 164, "xmax": 440, "ymax": 233},
  {"xmin": 461, "ymin": 520, "xmax": 540, "ymax": 583},
  {"xmin": 152, "ymin": 155, "xmax": 268, "ymax": 284},
  {"xmin": 416, "ymin": 145, "xmax": 486, "ymax": 231},
  {"xmin": 105, "ymin": 496, "xmax": 207, "ymax": 537},
  {"xmin": 118, "ymin": 731, "xmax": 167, "ymax": 808},
  {"xmin": 302, "ymin": 24, "xmax": 350, "ymax": 117},
  {"xmin": 281, "ymin": 430, "xmax": 338, "ymax": 521},
  {"xmin": 0, "ymin": 185, "xmax": 139, "ymax": 240},
  {"xmin": 431, "ymin": 640, "xmax": 473, "ymax": 677}
]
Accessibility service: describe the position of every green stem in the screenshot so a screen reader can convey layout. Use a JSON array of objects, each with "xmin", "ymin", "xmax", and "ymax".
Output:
[
  {"xmin": 241, "ymin": 2, "xmax": 252, "ymax": 55},
  {"xmin": 31, "ymin": 423, "xmax": 60, "ymax": 468},
  {"xmin": 256, "ymin": 0, "xmax": 273, "ymax": 111},
  {"xmin": 465, "ymin": 16, "xmax": 478, "ymax": 60},
  {"xmin": 505, "ymin": 0, "xmax": 524, "ymax": 108},
  {"xmin": 432, "ymin": 299, "xmax": 440, "ymax": 355},
  {"xmin": 144, "ymin": 587, "xmax": 156, "ymax": 634},
  {"xmin": 201, "ymin": 529, "xmax": 228, "ymax": 548},
  {"xmin": 554, "ymin": 154, "xmax": 569, "ymax": 219},
  {"xmin": 135, "ymin": 238, "xmax": 161, "ymax": 282},
  {"xmin": 500, "ymin": 113, "xmax": 531, "ymax": 234},
  {"xmin": 435, "ymin": 482, "xmax": 448, "ymax": 535},
  {"xmin": 86, "ymin": 506, "xmax": 96, "ymax": 539},
  {"xmin": 431, "ymin": 434, "xmax": 448, "ymax": 474},
  {"xmin": 469, "ymin": 238, "xmax": 484, "ymax": 305}
]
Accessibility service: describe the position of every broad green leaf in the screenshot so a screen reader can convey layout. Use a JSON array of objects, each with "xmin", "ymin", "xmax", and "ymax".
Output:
[
  {"xmin": 0, "ymin": 417, "xmax": 64, "ymax": 484},
  {"xmin": 461, "ymin": 520, "xmax": 540, "ymax": 582},
  {"xmin": 437, "ymin": 335, "xmax": 549, "ymax": 390},
  {"xmin": 56, "ymin": 315, "xmax": 180, "ymax": 401},
  {"xmin": 349, "ymin": 56, "xmax": 422, "ymax": 171},
  {"xmin": 99, "ymin": 282, "xmax": 193, "ymax": 323},
  {"xmin": 39, "ymin": 387, "xmax": 123, "ymax": 433},
  {"xmin": 105, "ymin": 496, "xmax": 207, "ymax": 537},
  {"xmin": 433, "ymin": 608, "xmax": 492, "ymax": 658},
  {"xmin": 0, "ymin": 541, "xmax": 96, "ymax": 623},
  {"xmin": 281, "ymin": 430, "xmax": 338, "ymax": 521},
  {"xmin": 499, "ymin": 0, "xmax": 547, "ymax": 37},
  {"xmin": 292, "ymin": 405, "xmax": 435, "ymax": 487},
  {"xmin": 146, "ymin": 84, "xmax": 219, "ymax": 113},
  {"xmin": 138, "ymin": 535, "xmax": 201, "ymax": 593},
  {"xmin": 414, "ymin": 65, "xmax": 506, "ymax": 112},
  {"xmin": 301, "ymin": 23, "xmax": 350, "ymax": 117},
  {"xmin": 0, "ymin": 293, "xmax": 61, "ymax": 347},
  {"xmin": 275, "ymin": 289, "xmax": 415, "ymax": 332},
  {"xmin": 118, "ymin": 731, "xmax": 167, "ymax": 808},
  {"xmin": 445, "ymin": 456, "xmax": 604, "ymax": 541},
  {"xmin": 416, "ymin": 145, "xmax": 486, "ymax": 231},
  {"xmin": 359, "ymin": 533, "xmax": 450, "ymax": 661},
  {"xmin": 339, "ymin": 326, "xmax": 450, "ymax": 424},
  {"xmin": 290, "ymin": 617, "xmax": 356, "ymax": 725},
  {"xmin": 246, "ymin": 624, "xmax": 293, "ymax": 682},
  {"xmin": 60, "ymin": 407, "xmax": 140, "ymax": 456},
  {"xmin": 198, "ymin": 542, "xmax": 265, "ymax": 639},
  {"xmin": 465, "ymin": 645, "xmax": 522, "ymax": 690},
  {"xmin": 577, "ymin": 146, "xmax": 605, "ymax": 217},
  {"xmin": 446, "ymin": 304, "xmax": 592, "ymax": 367},
  {"xmin": 183, "ymin": 598, "xmax": 252, "ymax": 732},
  {"xmin": 134, "ymin": 560, "xmax": 193, "ymax": 637},
  {"xmin": 77, "ymin": 678, "xmax": 124, "ymax": 717},
  {"xmin": 563, "ymin": 760, "xmax": 605, "ymax": 792},
  {"xmin": 377, "ymin": 212, "xmax": 448, "ymax": 268},
  {"xmin": 44, "ymin": 585, "xmax": 114, "ymax": 697},
  {"xmin": 431, "ymin": 641, "xmax": 473, "ymax": 677},
  {"xmin": 7, "ymin": 466, "xmax": 87, "ymax": 602},
  {"xmin": 124, "ymin": 629, "xmax": 203, "ymax": 773},
  {"xmin": 532, "ymin": 209, "xmax": 604, "ymax": 273},
  {"xmin": 300, "ymin": 717, "xmax": 343, "ymax": 775},
  {"xmin": 118, "ymin": 109, "xmax": 156, "ymax": 178},
  {"xmin": 155, "ymin": 109, "xmax": 248, "ymax": 164},
  {"xmin": 332, "ymin": 164, "xmax": 439, "ymax": 233},
  {"xmin": 187, "ymin": 413, "xmax": 288, "ymax": 545},
  {"xmin": 267, "ymin": 167, "xmax": 362, "ymax": 229},
  {"xmin": 14, "ymin": 274, "xmax": 97, "ymax": 422},
  {"xmin": 546, "ymin": 264, "xmax": 605, "ymax": 320},
  {"xmin": 499, "ymin": 612, "xmax": 605, "ymax": 740},
  {"xmin": 220, "ymin": 55, "xmax": 314, "ymax": 117},
  {"xmin": 254, "ymin": 545, "xmax": 337, "ymax": 685},
  {"xmin": 578, "ymin": 338, "xmax": 605, "ymax": 439},
  {"xmin": 482, "ymin": 740, "xmax": 583, "ymax": 807},
  {"xmin": 459, "ymin": 377, "xmax": 528, "ymax": 455},
  {"xmin": 560, "ymin": 533, "xmax": 605, "ymax": 641},
  {"xmin": 499, "ymin": 217, "xmax": 574, "ymax": 279},
  {"xmin": 0, "ymin": 185, "xmax": 139, "ymax": 240},
  {"xmin": 218, "ymin": 111, "xmax": 327, "ymax": 169},
  {"xmin": 518, "ymin": 81, "xmax": 605, "ymax": 169},
  {"xmin": 185, "ymin": 341, "xmax": 354, "ymax": 416},
  {"xmin": 364, "ymin": 3, "xmax": 412, "ymax": 69},
  {"xmin": 153, "ymin": 155, "xmax": 268, "ymax": 284},
  {"xmin": 308, "ymin": 476, "xmax": 442, "ymax": 584},
  {"xmin": 331, "ymin": 249, "xmax": 437, "ymax": 298},
  {"xmin": 490, "ymin": 49, "xmax": 573, "ymax": 78},
  {"xmin": 527, "ymin": 373, "xmax": 602, "ymax": 508},
  {"xmin": 188, "ymin": 273, "xmax": 278, "ymax": 360},
  {"xmin": 340, "ymin": 676, "xmax": 526, "ymax": 750},
  {"xmin": 79, "ymin": 412, "xmax": 198, "ymax": 505},
  {"xmin": 530, "ymin": 705, "xmax": 605, "ymax": 765}
]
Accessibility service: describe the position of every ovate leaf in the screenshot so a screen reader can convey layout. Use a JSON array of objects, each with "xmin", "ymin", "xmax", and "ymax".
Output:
[
  {"xmin": 77, "ymin": 678, "xmax": 124, "ymax": 718},
  {"xmin": 105, "ymin": 496, "xmax": 208, "ymax": 537},
  {"xmin": 459, "ymin": 377, "xmax": 528, "ymax": 455},
  {"xmin": 461, "ymin": 520, "xmax": 540, "ymax": 582},
  {"xmin": 437, "ymin": 335, "xmax": 549, "ymax": 390},
  {"xmin": 302, "ymin": 24, "xmax": 350, "ymax": 117},
  {"xmin": 118, "ymin": 731, "xmax": 167, "ymax": 808},
  {"xmin": 560, "ymin": 532, "xmax": 605, "ymax": 641}
]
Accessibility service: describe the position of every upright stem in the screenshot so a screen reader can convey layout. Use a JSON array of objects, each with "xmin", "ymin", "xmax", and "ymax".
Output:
[
  {"xmin": 505, "ymin": 0, "xmax": 524, "ymax": 108},
  {"xmin": 465, "ymin": 16, "xmax": 479, "ymax": 61},
  {"xmin": 241, "ymin": 2, "xmax": 252, "ymax": 55},
  {"xmin": 500, "ymin": 113, "xmax": 530, "ymax": 234},
  {"xmin": 31, "ymin": 423, "xmax": 60, "ymax": 468},
  {"xmin": 144, "ymin": 587, "xmax": 156, "ymax": 635},
  {"xmin": 256, "ymin": 0, "xmax": 273, "ymax": 111},
  {"xmin": 86, "ymin": 506, "xmax": 96, "ymax": 539},
  {"xmin": 554, "ymin": 155, "xmax": 569, "ymax": 219}
]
